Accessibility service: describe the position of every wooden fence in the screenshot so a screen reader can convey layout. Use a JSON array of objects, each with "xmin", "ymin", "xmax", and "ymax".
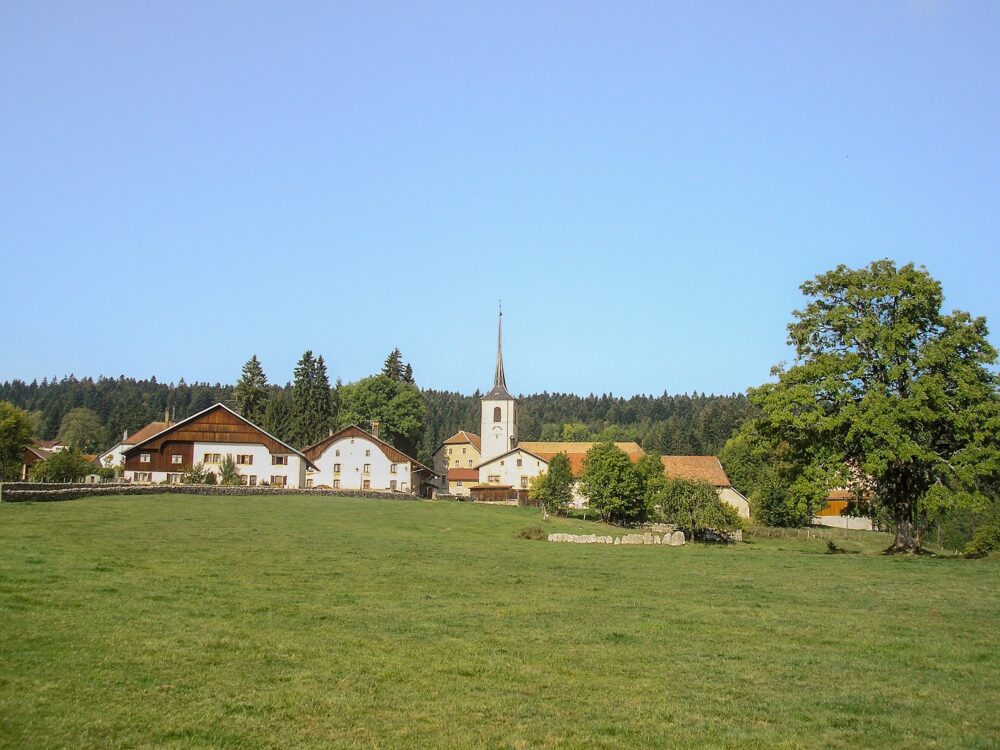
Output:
[{"xmin": 746, "ymin": 524, "xmax": 892, "ymax": 544}]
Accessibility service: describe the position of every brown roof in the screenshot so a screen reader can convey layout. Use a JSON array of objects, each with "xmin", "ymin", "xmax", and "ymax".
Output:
[
  {"xmin": 517, "ymin": 441, "xmax": 645, "ymax": 477},
  {"xmin": 304, "ymin": 425, "xmax": 433, "ymax": 474},
  {"xmin": 122, "ymin": 421, "xmax": 170, "ymax": 446},
  {"xmin": 33, "ymin": 439, "xmax": 64, "ymax": 450},
  {"xmin": 442, "ymin": 430, "xmax": 481, "ymax": 452},
  {"xmin": 660, "ymin": 456, "xmax": 731, "ymax": 487},
  {"xmin": 447, "ymin": 468, "xmax": 479, "ymax": 481}
]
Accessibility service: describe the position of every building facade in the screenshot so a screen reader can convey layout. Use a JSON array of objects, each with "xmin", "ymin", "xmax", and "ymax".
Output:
[
  {"xmin": 433, "ymin": 430, "xmax": 481, "ymax": 496},
  {"xmin": 122, "ymin": 403, "xmax": 312, "ymax": 487},
  {"xmin": 304, "ymin": 424, "xmax": 433, "ymax": 493}
]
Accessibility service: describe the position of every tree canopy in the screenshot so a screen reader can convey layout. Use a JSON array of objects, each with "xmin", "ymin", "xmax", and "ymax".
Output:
[
  {"xmin": 529, "ymin": 452, "xmax": 575, "ymax": 514},
  {"xmin": 578, "ymin": 443, "xmax": 648, "ymax": 525},
  {"xmin": 57, "ymin": 407, "xmax": 103, "ymax": 452},
  {"xmin": 0, "ymin": 401, "xmax": 34, "ymax": 480},
  {"xmin": 234, "ymin": 355, "xmax": 269, "ymax": 425},
  {"xmin": 290, "ymin": 351, "xmax": 334, "ymax": 448},
  {"xmin": 338, "ymin": 375, "xmax": 425, "ymax": 456},
  {"xmin": 751, "ymin": 261, "xmax": 1000, "ymax": 552}
]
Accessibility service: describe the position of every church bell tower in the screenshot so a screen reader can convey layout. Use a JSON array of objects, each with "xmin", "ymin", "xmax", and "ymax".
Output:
[{"xmin": 480, "ymin": 305, "xmax": 518, "ymax": 463}]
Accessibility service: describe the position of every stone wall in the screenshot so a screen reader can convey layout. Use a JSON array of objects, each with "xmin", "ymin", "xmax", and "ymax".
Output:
[
  {"xmin": 548, "ymin": 531, "xmax": 686, "ymax": 546},
  {"xmin": 0, "ymin": 482, "xmax": 419, "ymax": 504}
]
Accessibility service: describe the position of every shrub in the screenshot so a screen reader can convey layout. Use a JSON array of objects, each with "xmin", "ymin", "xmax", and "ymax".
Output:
[
  {"xmin": 965, "ymin": 520, "xmax": 1000, "ymax": 556},
  {"xmin": 652, "ymin": 478, "xmax": 744, "ymax": 542},
  {"xmin": 514, "ymin": 525, "xmax": 548, "ymax": 541}
]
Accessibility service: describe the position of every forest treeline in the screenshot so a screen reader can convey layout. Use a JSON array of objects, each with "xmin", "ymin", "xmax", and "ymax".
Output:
[{"xmin": 0, "ymin": 375, "xmax": 754, "ymax": 465}]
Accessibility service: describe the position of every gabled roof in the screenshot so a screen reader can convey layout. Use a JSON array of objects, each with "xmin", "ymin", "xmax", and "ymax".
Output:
[
  {"xmin": 441, "ymin": 430, "xmax": 482, "ymax": 452},
  {"xmin": 121, "ymin": 421, "xmax": 170, "ymax": 446},
  {"xmin": 124, "ymin": 403, "xmax": 317, "ymax": 470},
  {"xmin": 517, "ymin": 441, "xmax": 646, "ymax": 477},
  {"xmin": 660, "ymin": 456, "xmax": 731, "ymax": 487},
  {"xmin": 475, "ymin": 445, "xmax": 549, "ymax": 469},
  {"xmin": 24, "ymin": 445, "xmax": 52, "ymax": 461},
  {"xmin": 303, "ymin": 425, "xmax": 433, "ymax": 474},
  {"xmin": 34, "ymin": 438, "xmax": 64, "ymax": 450}
]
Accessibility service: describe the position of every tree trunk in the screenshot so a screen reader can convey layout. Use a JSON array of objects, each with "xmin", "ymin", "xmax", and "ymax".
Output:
[{"xmin": 886, "ymin": 495, "xmax": 922, "ymax": 554}]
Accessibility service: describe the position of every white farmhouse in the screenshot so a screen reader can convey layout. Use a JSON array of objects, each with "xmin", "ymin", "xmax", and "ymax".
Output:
[
  {"xmin": 304, "ymin": 424, "xmax": 434, "ymax": 494},
  {"xmin": 122, "ymin": 403, "xmax": 314, "ymax": 487}
]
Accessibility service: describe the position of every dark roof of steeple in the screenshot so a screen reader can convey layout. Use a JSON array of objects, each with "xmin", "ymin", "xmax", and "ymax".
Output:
[{"xmin": 482, "ymin": 306, "xmax": 515, "ymax": 401}]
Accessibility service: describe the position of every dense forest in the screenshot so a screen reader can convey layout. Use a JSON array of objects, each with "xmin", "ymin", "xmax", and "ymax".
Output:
[{"xmin": 0, "ymin": 375, "xmax": 754, "ymax": 465}]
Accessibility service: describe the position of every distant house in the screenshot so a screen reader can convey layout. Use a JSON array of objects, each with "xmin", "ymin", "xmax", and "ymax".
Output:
[
  {"xmin": 659, "ymin": 455, "xmax": 751, "ymax": 519},
  {"xmin": 433, "ymin": 430, "xmax": 481, "ymax": 496},
  {"xmin": 814, "ymin": 489, "xmax": 874, "ymax": 530},
  {"xmin": 121, "ymin": 403, "xmax": 314, "ymax": 487},
  {"xmin": 474, "ymin": 446, "xmax": 550, "ymax": 493},
  {"xmin": 97, "ymin": 420, "xmax": 170, "ymax": 470},
  {"xmin": 20, "ymin": 441, "xmax": 61, "ymax": 479},
  {"xmin": 304, "ymin": 424, "xmax": 435, "ymax": 495}
]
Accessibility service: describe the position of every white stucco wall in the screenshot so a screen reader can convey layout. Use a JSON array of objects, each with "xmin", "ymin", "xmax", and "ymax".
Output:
[
  {"xmin": 309, "ymin": 435, "xmax": 415, "ymax": 492},
  {"xmin": 98, "ymin": 442, "xmax": 128, "ymax": 469},
  {"xmin": 812, "ymin": 514, "xmax": 874, "ymax": 530},
  {"xmin": 477, "ymin": 449, "xmax": 546, "ymax": 490},
  {"xmin": 480, "ymin": 398, "xmax": 517, "ymax": 463},
  {"xmin": 719, "ymin": 487, "xmax": 751, "ymax": 519},
  {"xmin": 128, "ymin": 441, "xmax": 306, "ymax": 487}
]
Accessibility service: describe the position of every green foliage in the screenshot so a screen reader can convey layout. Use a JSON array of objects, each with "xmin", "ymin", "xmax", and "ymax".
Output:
[
  {"xmin": 57, "ymin": 407, "xmax": 103, "ymax": 452},
  {"xmin": 262, "ymin": 390, "xmax": 293, "ymax": 443},
  {"xmin": 652, "ymin": 478, "xmax": 744, "ymax": 540},
  {"xmin": 513, "ymin": 525, "xmax": 548, "ymax": 540},
  {"xmin": 29, "ymin": 447, "xmax": 94, "ymax": 482},
  {"xmin": 578, "ymin": 443, "xmax": 648, "ymax": 525},
  {"xmin": 382, "ymin": 348, "xmax": 404, "ymax": 381},
  {"xmin": 529, "ymin": 452, "xmax": 575, "ymax": 514},
  {"xmin": 965, "ymin": 519, "xmax": 1000, "ymax": 555},
  {"xmin": 96, "ymin": 466, "xmax": 117, "ymax": 481},
  {"xmin": 218, "ymin": 455, "xmax": 241, "ymax": 486},
  {"xmin": 338, "ymin": 375, "xmax": 425, "ymax": 456},
  {"xmin": 0, "ymin": 401, "xmax": 35, "ymax": 480},
  {"xmin": 234, "ymin": 355, "xmax": 269, "ymax": 425},
  {"xmin": 750, "ymin": 261, "xmax": 1000, "ymax": 552},
  {"xmin": 180, "ymin": 462, "xmax": 215, "ymax": 485},
  {"xmin": 290, "ymin": 351, "xmax": 334, "ymax": 448}
]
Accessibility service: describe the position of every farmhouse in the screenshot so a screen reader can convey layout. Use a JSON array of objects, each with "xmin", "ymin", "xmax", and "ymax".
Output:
[
  {"xmin": 433, "ymin": 430, "xmax": 481, "ymax": 496},
  {"xmin": 660, "ymin": 455, "xmax": 751, "ymax": 518},
  {"xmin": 304, "ymin": 424, "xmax": 434, "ymax": 494},
  {"xmin": 20, "ymin": 439, "xmax": 66, "ymax": 480},
  {"xmin": 122, "ymin": 403, "xmax": 314, "ymax": 487}
]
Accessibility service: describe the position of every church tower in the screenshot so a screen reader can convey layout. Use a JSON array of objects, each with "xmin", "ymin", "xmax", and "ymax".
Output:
[{"xmin": 480, "ymin": 305, "xmax": 518, "ymax": 463}]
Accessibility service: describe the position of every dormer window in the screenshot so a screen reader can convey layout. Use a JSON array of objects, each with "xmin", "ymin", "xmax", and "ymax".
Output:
[{"xmin": 493, "ymin": 406, "xmax": 501, "ymax": 422}]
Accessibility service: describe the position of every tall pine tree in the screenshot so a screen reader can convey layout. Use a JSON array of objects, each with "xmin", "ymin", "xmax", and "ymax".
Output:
[
  {"xmin": 234, "ymin": 355, "xmax": 269, "ymax": 425},
  {"xmin": 290, "ymin": 351, "xmax": 333, "ymax": 448},
  {"xmin": 382, "ymin": 349, "xmax": 404, "ymax": 381}
]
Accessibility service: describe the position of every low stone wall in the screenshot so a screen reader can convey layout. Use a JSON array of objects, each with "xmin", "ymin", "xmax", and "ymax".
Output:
[
  {"xmin": 548, "ymin": 531, "xmax": 686, "ymax": 546},
  {"xmin": 0, "ymin": 482, "xmax": 419, "ymax": 504}
]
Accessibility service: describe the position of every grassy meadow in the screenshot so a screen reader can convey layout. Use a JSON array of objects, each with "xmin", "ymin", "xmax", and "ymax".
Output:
[{"xmin": 1, "ymin": 495, "xmax": 997, "ymax": 749}]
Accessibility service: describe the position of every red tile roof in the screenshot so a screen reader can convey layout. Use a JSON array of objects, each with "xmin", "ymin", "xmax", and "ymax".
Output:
[
  {"xmin": 517, "ymin": 441, "xmax": 645, "ymax": 477},
  {"xmin": 660, "ymin": 456, "xmax": 731, "ymax": 487},
  {"xmin": 447, "ymin": 468, "xmax": 479, "ymax": 481}
]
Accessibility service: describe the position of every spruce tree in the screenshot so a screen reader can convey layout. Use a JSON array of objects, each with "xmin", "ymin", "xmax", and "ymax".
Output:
[
  {"xmin": 291, "ymin": 351, "xmax": 333, "ymax": 448},
  {"xmin": 402, "ymin": 363, "xmax": 415, "ymax": 385},
  {"xmin": 234, "ymin": 355, "xmax": 269, "ymax": 425},
  {"xmin": 382, "ymin": 349, "xmax": 404, "ymax": 381}
]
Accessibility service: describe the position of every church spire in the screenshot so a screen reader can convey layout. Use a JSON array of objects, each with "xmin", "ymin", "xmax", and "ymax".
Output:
[{"xmin": 494, "ymin": 302, "xmax": 506, "ymax": 389}]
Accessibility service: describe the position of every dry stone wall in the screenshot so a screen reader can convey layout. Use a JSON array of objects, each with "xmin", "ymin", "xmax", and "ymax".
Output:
[
  {"xmin": 548, "ymin": 531, "xmax": 686, "ymax": 546},
  {"xmin": 0, "ymin": 483, "xmax": 419, "ymax": 503}
]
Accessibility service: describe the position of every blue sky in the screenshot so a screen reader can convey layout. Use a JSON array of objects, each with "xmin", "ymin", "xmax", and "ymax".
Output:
[{"xmin": 2, "ymin": 2, "xmax": 997, "ymax": 396}]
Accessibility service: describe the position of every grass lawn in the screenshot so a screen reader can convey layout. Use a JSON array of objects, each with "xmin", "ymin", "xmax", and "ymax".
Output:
[{"xmin": 1, "ymin": 496, "xmax": 997, "ymax": 749}]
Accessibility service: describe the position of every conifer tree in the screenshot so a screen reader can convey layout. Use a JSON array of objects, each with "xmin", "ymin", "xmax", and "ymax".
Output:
[
  {"xmin": 234, "ymin": 355, "xmax": 269, "ymax": 425},
  {"xmin": 403, "ymin": 363, "xmax": 415, "ymax": 385},
  {"xmin": 382, "ymin": 349, "xmax": 404, "ymax": 381},
  {"xmin": 290, "ymin": 351, "xmax": 333, "ymax": 448}
]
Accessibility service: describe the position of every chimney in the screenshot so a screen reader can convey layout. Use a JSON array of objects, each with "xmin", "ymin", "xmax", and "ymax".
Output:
[
  {"xmin": 164, "ymin": 407, "xmax": 170, "ymax": 425},
  {"xmin": 371, "ymin": 420, "xmax": 381, "ymax": 439}
]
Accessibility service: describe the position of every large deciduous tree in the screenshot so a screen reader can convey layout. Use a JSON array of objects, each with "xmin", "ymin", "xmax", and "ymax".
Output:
[
  {"xmin": 529, "ymin": 452, "xmax": 575, "ymax": 515},
  {"xmin": 0, "ymin": 401, "xmax": 35, "ymax": 480},
  {"xmin": 337, "ymin": 374, "xmax": 425, "ymax": 456},
  {"xmin": 57, "ymin": 407, "xmax": 104, "ymax": 452},
  {"xmin": 752, "ymin": 260, "xmax": 1000, "ymax": 553},
  {"xmin": 578, "ymin": 443, "xmax": 648, "ymax": 525},
  {"xmin": 234, "ymin": 355, "xmax": 269, "ymax": 425}
]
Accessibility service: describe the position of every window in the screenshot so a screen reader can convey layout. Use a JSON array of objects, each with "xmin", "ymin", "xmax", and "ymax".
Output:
[
  {"xmin": 516, "ymin": 458, "xmax": 522, "ymax": 467},
  {"xmin": 335, "ymin": 449, "xmax": 340, "ymax": 456},
  {"xmin": 500, "ymin": 460, "xmax": 504, "ymax": 466},
  {"xmin": 521, "ymin": 477, "xmax": 529, "ymax": 488},
  {"xmin": 167, "ymin": 473, "xmax": 181, "ymax": 484},
  {"xmin": 363, "ymin": 464, "xmax": 371, "ymax": 474},
  {"xmin": 272, "ymin": 455, "xmax": 288, "ymax": 465},
  {"xmin": 333, "ymin": 479, "xmax": 340, "ymax": 489},
  {"xmin": 456, "ymin": 480, "xmax": 463, "ymax": 487},
  {"xmin": 493, "ymin": 406, "xmax": 502, "ymax": 422},
  {"xmin": 365, "ymin": 449, "xmax": 371, "ymax": 457},
  {"xmin": 171, "ymin": 454, "xmax": 183, "ymax": 464},
  {"xmin": 334, "ymin": 463, "xmax": 341, "ymax": 473},
  {"xmin": 306, "ymin": 478, "xmax": 313, "ymax": 488},
  {"xmin": 390, "ymin": 464, "xmax": 397, "ymax": 474},
  {"xmin": 140, "ymin": 453, "xmax": 151, "ymax": 463},
  {"xmin": 401, "ymin": 483, "xmax": 408, "ymax": 492},
  {"xmin": 270, "ymin": 475, "xmax": 287, "ymax": 487},
  {"xmin": 135, "ymin": 472, "xmax": 151, "ymax": 483},
  {"xmin": 248, "ymin": 475, "xmax": 257, "ymax": 486},
  {"xmin": 236, "ymin": 454, "xmax": 253, "ymax": 465},
  {"xmin": 488, "ymin": 474, "xmax": 501, "ymax": 483},
  {"xmin": 204, "ymin": 453, "xmax": 221, "ymax": 464},
  {"xmin": 462, "ymin": 447, "xmax": 466, "ymax": 454},
  {"xmin": 448, "ymin": 448, "xmax": 452, "ymax": 455},
  {"xmin": 468, "ymin": 460, "xmax": 473, "ymax": 467},
  {"xmin": 363, "ymin": 479, "xmax": 371, "ymax": 490},
  {"xmin": 390, "ymin": 480, "xmax": 397, "ymax": 491}
]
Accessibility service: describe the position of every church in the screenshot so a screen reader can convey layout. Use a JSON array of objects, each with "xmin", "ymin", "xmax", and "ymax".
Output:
[
  {"xmin": 431, "ymin": 309, "xmax": 752, "ymax": 517},
  {"xmin": 432, "ymin": 309, "xmax": 646, "ymax": 503}
]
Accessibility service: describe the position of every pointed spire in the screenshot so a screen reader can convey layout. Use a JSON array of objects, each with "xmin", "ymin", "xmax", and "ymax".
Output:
[{"xmin": 494, "ymin": 301, "xmax": 506, "ymax": 389}]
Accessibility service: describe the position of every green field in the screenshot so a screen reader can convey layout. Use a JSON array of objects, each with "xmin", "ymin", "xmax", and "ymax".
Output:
[{"xmin": 1, "ymin": 496, "xmax": 997, "ymax": 749}]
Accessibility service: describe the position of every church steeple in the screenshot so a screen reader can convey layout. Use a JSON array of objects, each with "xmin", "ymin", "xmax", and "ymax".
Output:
[
  {"xmin": 482, "ymin": 303, "xmax": 514, "ymax": 401},
  {"xmin": 494, "ymin": 302, "xmax": 506, "ymax": 390}
]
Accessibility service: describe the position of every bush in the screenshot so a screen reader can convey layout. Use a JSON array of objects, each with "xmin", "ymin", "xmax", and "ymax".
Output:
[
  {"xmin": 29, "ymin": 448, "xmax": 94, "ymax": 482},
  {"xmin": 965, "ymin": 520, "xmax": 1000, "ymax": 555},
  {"xmin": 514, "ymin": 525, "xmax": 548, "ymax": 541},
  {"xmin": 652, "ymin": 478, "xmax": 744, "ymax": 542}
]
